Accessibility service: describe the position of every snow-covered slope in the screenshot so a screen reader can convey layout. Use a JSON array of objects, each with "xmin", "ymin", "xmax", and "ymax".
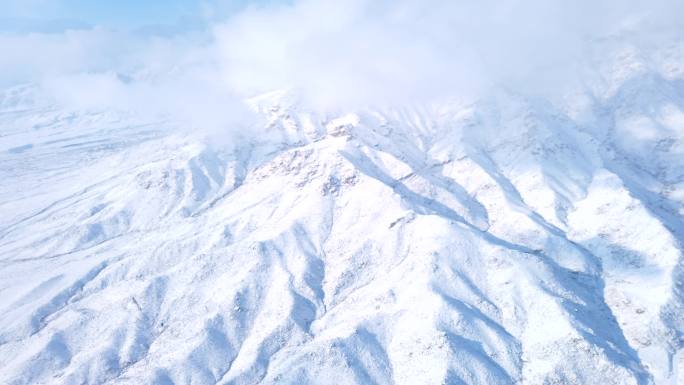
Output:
[{"xmin": 1, "ymin": 39, "xmax": 684, "ymax": 385}]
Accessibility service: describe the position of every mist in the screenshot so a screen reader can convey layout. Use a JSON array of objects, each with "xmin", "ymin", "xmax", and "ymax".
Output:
[
  {"xmin": 214, "ymin": 0, "xmax": 683, "ymax": 108},
  {"xmin": 1, "ymin": 0, "xmax": 682, "ymax": 122}
]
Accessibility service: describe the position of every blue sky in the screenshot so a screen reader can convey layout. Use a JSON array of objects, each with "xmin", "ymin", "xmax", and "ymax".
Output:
[
  {"xmin": 2, "ymin": 0, "xmax": 273, "ymax": 28},
  {"xmin": 58, "ymin": 0, "xmax": 201, "ymax": 26}
]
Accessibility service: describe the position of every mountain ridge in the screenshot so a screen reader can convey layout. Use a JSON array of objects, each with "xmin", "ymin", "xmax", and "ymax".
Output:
[{"xmin": 1, "ymin": 37, "xmax": 684, "ymax": 384}]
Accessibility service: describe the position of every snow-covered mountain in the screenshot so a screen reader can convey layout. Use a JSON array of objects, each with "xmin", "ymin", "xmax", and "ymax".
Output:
[{"xmin": 1, "ymin": 36, "xmax": 684, "ymax": 385}]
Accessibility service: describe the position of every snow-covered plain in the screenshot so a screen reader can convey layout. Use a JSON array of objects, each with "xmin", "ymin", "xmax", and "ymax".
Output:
[{"xmin": 1, "ymin": 37, "xmax": 684, "ymax": 385}]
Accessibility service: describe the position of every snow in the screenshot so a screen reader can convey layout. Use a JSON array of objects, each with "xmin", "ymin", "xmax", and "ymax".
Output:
[{"xmin": 1, "ymin": 37, "xmax": 684, "ymax": 385}]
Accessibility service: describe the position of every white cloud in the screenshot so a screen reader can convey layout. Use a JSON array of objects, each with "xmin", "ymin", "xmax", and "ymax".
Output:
[
  {"xmin": 1, "ymin": 0, "xmax": 682, "ymax": 123},
  {"xmin": 213, "ymin": 0, "xmax": 683, "ymax": 108}
]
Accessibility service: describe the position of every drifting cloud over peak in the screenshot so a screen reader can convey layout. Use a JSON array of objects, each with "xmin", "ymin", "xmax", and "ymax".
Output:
[
  {"xmin": 213, "ymin": 0, "xmax": 683, "ymax": 107},
  {"xmin": 1, "ymin": 0, "xmax": 682, "ymax": 121}
]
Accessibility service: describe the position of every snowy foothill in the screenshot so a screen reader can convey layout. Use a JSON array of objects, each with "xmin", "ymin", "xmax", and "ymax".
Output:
[{"xmin": 1, "ymin": 1, "xmax": 684, "ymax": 384}]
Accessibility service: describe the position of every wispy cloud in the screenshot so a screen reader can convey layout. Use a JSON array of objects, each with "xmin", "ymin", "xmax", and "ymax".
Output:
[
  {"xmin": 213, "ymin": 0, "xmax": 683, "ymax": 107},
  {"xmin": 1, "ymin": 0, "xmax": 682, "ymax": 125}
]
